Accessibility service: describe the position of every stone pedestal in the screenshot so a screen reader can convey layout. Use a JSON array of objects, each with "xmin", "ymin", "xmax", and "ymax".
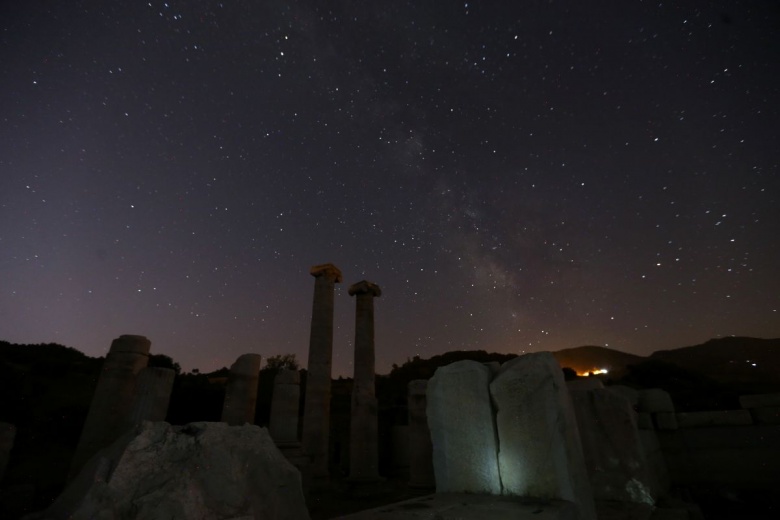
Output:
[
  {"xmin": 221, "ymin": 354, "xmax": 262, "ymax": 426},
  {"xmin": 69, "ymin": 334, "xmax": 150, "ymax": 479},
  {"xmin": 347, "ymin": 280, "xmax": 382, "ymax": 482},
  {"xmin": 427, "ymin": 360, "xmax": 501, "ymax": 494},
  {"xmin": 0, "ymin": 422, "xmax": 16, "ymax": 483},
  {"xmin": 302, "ymin": 263, "xmax": 342, "ymax": 477},
  {"xmin": 407, "ymin": 380, "xmax": 435, "ymax": 488},
  {"xmin": 490, "ymin": 352, "xmax": 596, "ymax": 520},
  {"xmin": 270, "ymin": 369, "xmax": 301, "ymax": 446},
  {"xmin": 127, "ymin": 367, "xmax": 176, "ymax": 426}
]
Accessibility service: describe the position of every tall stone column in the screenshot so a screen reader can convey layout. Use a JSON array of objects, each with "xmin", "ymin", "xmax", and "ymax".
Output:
[
  {"xmin": 302, "ymin": 263, "xmax": 342, "ymax": 477},
  {"xmin": 269, "ymin": 369, "xmax": 301, "ymax": 446},
  {"xmin": 69, "ymin": 334, "xmax": 150, "ymax": 479},
  {"xmin": 221, "ymin": 353, "xmax": 262, "ymax": 426},
  {"xmin": 348, "ymin": 280, "xmax": 381, "ymax": 482},
  {"xmin": 408, "ymin": 380, "xmax": 435, "ymax": 488},
  {"xmin": 127, "ymin": 367, "xmax": 176, "ymax": 426}
]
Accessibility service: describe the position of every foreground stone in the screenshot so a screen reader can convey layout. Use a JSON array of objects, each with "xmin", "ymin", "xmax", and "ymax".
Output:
[
  {"xmin": 338, "ymin": 493, "xmax": 579, "ymax": 520},
  {"xmin": 427, "ymin": 360, "xmax": 501, "ymax": 494},
  {"xmin": 45, "ymin": 421, "xmax": 309, "ymax": 520},
  {"xmin": 490, "ymin": 353, "xmax": 596, "ymax": 520}
]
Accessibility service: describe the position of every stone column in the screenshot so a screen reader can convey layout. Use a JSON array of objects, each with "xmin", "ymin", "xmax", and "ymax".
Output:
[
  {"xmin": 69, "ymin": 334, "xmax": 150, "ymax": 479},
  {"xmin": 0, "ymin": 422, "xmax": 16, "ymax": 484},
  {"xmin": 127, "ymin": 367, "xmax": 176, "ymax": 426},
  {"xmin": 302, "ymin": 263, "xmax": 342, "ymax": 477},
  {"xmin": 269, "ymin": 369, "xmax": 301, "ymax": 446},
  {"xmin": 347, "ymin": 280, "xmax": 382, "ymax": 482},
  {"xmin": 407, "ymin": 380, "xmax": 435, "ymax": 488},
  {"xmin": 221, "ymin": 354, "xmax": 262, "ymax": 426}
]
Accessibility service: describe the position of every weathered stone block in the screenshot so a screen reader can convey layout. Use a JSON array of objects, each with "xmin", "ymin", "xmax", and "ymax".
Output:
[
  {"xmin": 269, "ymin": 369, "xmax": 301, "ymax": 446},
  {"xmin": 49, "ymin": 422, "xmax": 310, "ymax": 520},
  {"xmin": 676, "ymin": 410, "xmax": 753, "ymax": 428},
  {"xmin": 569, "ymin": 386, "xmax": 657, "ymax": 504},
  {"xmin": 638, "ymin": 389, "xmax": 675, "ymax": 413},
  {"xmin": 654, "ymin": 412, "xmax": 678, "ymax": 430},
  {"xmin": 638, "ymin": 429, "xmax": 670, "ymax": 493},
  {"xmin": 427, "ymin": 360, "xmax": 501, "ymax": 494},
  {"xmin": 739, "ymin": 393, "xmax": 780, "ymax": 409},
  {"xmin": 490, "ymin": 352, "xmax": 596, "ymax": 520},
  {"xmin": 748, "ymin": 407, "xmax": 780, "ymax": 425}
]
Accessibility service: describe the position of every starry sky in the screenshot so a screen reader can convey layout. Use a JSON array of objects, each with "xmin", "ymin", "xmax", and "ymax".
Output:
[{"xmin": 1, "ymin": 1, "xmax": 779, "ymax": 376}]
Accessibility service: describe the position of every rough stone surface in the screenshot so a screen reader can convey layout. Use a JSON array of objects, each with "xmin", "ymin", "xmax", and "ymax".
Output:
[
  {"xmin": 637, "ymin": 430, "xmax": 670, "ymax": 496},
  {"xmin": 47, "ymin": 421, "xmax": 309, "ymax": 520},
  {"xmin": 221, "ymin": 353, "xmax": 262, "ymax": 426},
  {"xmin": 676, "ymin": 410, "xmax": 753, "ymax": 428},
  {"xmin": 739, "ymin": 393, "xmax": 780, "ymax": 409},
  {"xmin": 407, "ymin": 380, "xmax": 435, "ymax": 489},
  {"xmin": 638, "ymin": 389, "xmax": 675, "ymax": 413},
  {"xmin": 490, "ymin": 352, "xmax": 596, "ymax": 520},
  {"xmin": 569, "ymin": 386, "xmax": 658, "ymax": 504},
  {"xmin": 269, "ymin": 369, "xmax": 301, "ymax": 446},
  {"xmin": 427, "ymin": 361, "xmax": 501, "ymax": 494},
  {"xmin": 69, "ymin": 334, "xmax": 150, "ymax": 479}
]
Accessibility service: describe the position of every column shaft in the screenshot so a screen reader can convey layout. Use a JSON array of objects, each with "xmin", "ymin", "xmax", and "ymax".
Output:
[{"xmin": 302, "ymin": 264, "xmax": 341, "ymax": 477}]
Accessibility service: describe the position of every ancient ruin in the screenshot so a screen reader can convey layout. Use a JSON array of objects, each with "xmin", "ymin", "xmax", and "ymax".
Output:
[
  {"xmin": 347, "ymin": 280, "xmax": 382, "ymax": 482},
  {"xmin": 491, "ymin": 353, "xmax": 596, "ymax": 520},
  {"xmin": 301, "ymin": 263, "xmax": 342, "ymax": 477},
  {"xmin": 221, "ymin": 353, "xmax": 262, "ymax": 426},
  {"xmin": 48, "ymin": 422, "xmax": 310, "ymax": 520},
  {"xmin": 567, "ymin": 381, "xmax": 658, "ymax": 504},
  {"xmin": 406, "ymin": 380, "xmax": 435, "ymax": 488},
  {"xmin": 426, "ymin": 360, "xmax": 502, "ymax": 494},
  {"xmin": 269, "ymin": 368, "xmax": 301, "ymax": 447},
  {"xmin": 127, "ymin": 366, "xmax": 176, "ymax": 426},
  {"xmin": 69, "ymin": 334, "xmax": 150, "ymax": 479}
]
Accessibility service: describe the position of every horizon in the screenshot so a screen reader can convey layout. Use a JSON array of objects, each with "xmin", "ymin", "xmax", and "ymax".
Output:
[{"xmin": 3, "ymin": 333, "xmax": 776, "ymax": 378}]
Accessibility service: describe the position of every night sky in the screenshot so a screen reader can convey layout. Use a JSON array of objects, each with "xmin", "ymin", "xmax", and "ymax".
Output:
[{"xmin": 2, "ymin": 1, "xmax": 779, "ymax": 376}]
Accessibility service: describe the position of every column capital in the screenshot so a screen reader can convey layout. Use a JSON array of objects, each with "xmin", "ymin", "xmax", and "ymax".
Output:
[
  {"xmin": 310, "ymin": 263, "xmax": 343, "ymax": 282},
  {"xmin": 348, "ymin": 280, "xmax": 381, "ymax": 297}
]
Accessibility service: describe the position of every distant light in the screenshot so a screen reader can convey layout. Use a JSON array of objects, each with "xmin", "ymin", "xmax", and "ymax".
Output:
[{"xmin": 577, "ymin": 368, "xmax": 609, "ymax": 377}]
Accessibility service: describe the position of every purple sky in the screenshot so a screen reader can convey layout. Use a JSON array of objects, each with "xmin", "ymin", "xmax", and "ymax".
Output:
[{"xmin": 1, "ymin": 1, "xmax": 778, "ymax": 376}]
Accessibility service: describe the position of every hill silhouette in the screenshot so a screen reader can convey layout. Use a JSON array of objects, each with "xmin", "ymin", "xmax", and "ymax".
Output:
[
  {"xmin": 551, "ymin": 345, "xmax": 645, "ymax": 378},
  {"xmin": 650, "ymin": 336, "xmax": 780, "ymax": 388}
]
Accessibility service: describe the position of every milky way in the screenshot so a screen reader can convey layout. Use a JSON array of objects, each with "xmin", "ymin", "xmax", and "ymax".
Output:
[{"xmin": 2, "ymin": 1, "xmax": 778, "ymax": 375}]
